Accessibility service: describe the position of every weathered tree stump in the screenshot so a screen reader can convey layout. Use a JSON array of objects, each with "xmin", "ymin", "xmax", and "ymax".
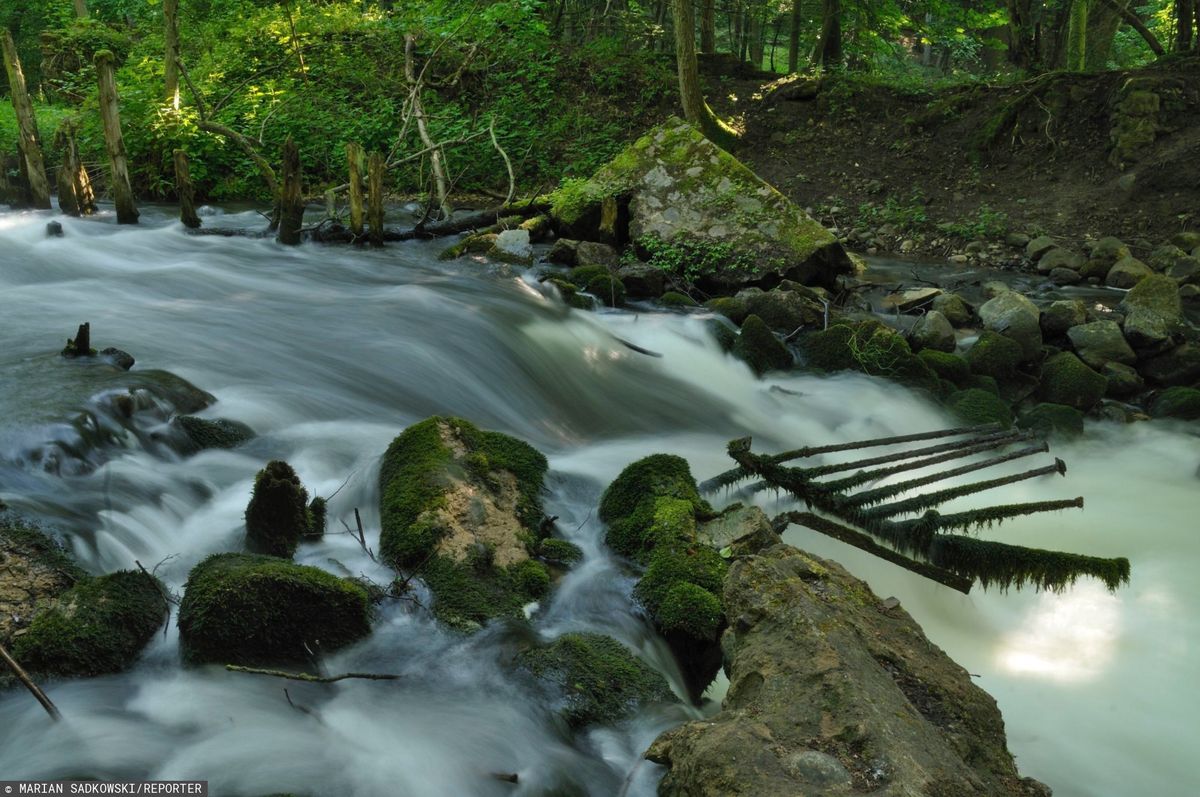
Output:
[
  {"xmin": 368, "ymin": 152, "xmax": 385, "ymax": 247},
  {"xmin": 56, "ymin": 129, "xmax": 95, "ymax": 218},
  {"xmin": 276, "ymin": 136, "xmax": 304, "ymax": 245},
  {"xmin": 62, "ymin": 322, "xmax": 93, "ymax": 358},
  {"xmin": 347, "ymin": 142, "xmax": 365, "ymax": 239},
  {"xmin": 1, "ymin": 30, "xmax": 52, "ymax": 209},
  {"xmin": 94, "ymin": 50, "xmax": 139, "ymax": 224},
  {"xmin": 173, "ymin": 149, "xmax": 201, "ymax": 229}
]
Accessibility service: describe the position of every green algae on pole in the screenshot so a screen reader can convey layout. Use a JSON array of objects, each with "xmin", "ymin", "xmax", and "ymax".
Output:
[{"xmin": 94, "ymin": 50, "xmax": 138, "ymax": 224}]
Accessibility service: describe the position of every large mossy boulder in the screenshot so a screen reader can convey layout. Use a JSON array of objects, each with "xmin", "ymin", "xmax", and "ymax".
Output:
[
  {"xmin": 945, "ymin": 388, "xmax": 1013, "ymax": 428},
  {"xmin": 245, "ymin": 461, "xmax": 323, "ymax": 558},
  {"xmin": 13, "ymin": 571, "xmax": 166, "ymax": 677},
  {"xmin": 965, "ymin": 330, "xmax": 1024, "ymax": 380},
  {"xmin": 378, "ymin": 417, "xmax": 551, "ymax": 629},
  {"xmin": 732, "ymin": 315, "xmax": 793, "ymax": 376},
  {"xmin": 1039, "ymin": 352, "xmax": 1108, "ymax": 411},
  {"xmin": 1017, "ymin": 403, "xmax": 1085, "ymax": 439},
  {"xmin": 1150, "ymin": 387, "xmax": 1200, "ymax": 421},
  {"xmin": 1118, "ymin": 274, "xmax": 1183, "ymax": 349},
  {"xmin": 798, "ymin": 322, "xmax": 939, "ymax": 393},
  {"xmin": 548, "ymin": 117, "xmax": 854, "ymax": 292},
  {"xmin": 599, "ymin": 454, "xmax": 711, "ymax": 563},
  {"xmin": 978, "ymin": 291, "xmax": 1042, "ymax": 361},
  {"xmin": 909, "ymin": 310, "xmax": 956, "ymax": 353},
  {"xmin": 0, "ymin": 519, "xmax": 84, "ymax": 643},
  {"xmin": 177, "ymin": 553, "xmax": 370, "ymax": 664},
  {"xmin": 517, "ymin": 633, "xmax": 677, "ymax": 728},
  {"xmin": 1066, "ymin": 321, "xmax": 1137, "ymax": 370}
]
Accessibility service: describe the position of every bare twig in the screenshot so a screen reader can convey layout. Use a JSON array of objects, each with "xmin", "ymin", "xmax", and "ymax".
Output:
[
  {"xmin": 226, "ymin": 664, "xmax": 400, "ymax": 683},
  {"xmin": 0, "ymin": 642, "xmax": 61, "ymax": 720}
]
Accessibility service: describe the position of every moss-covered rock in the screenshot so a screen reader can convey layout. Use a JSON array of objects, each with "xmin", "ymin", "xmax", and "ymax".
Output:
[
  {"xmin": 659, "ymin": 291, "xmax": 699, "ymax": 307},
  {"xmin": 378, "ymin": 417, "xmax": 549, "ymax": 628},
  {"xmin": 546, "ymin": 277, "xmax": 594, "ymax": 310},
  {"xmin": 583, "ymin": 273, "xmax": 626, "ymax": 307},
  {"xmin": 732, "ymin": 315, "xmax": 793, "ymax": 376},
  {"xmin": 798, "ymin": 321, "xmax": 938, "ymax": 393},
  {"xmin": 0, "ymin": 518, "xmax": 85, "ymax": 643},
  {"xmin": 517, "ymin": 633, "xmax": 677, "ymax": 728},
  {"xmin": 547, "ymin": 118, "xmax": 854, "ymax": 292},
  {"xmin": 1039, "ymin": 352, "xmax": 1108, "ymax": 411},
  {"xmin": 12, "ymin": 570, "xmax": 166, "ymax": 677},
  {"xmin": 741, "ymin": 288, "xmax": 826, "ymax": 333},
  {"xmin": 245, "ymin": 461, "xmax": 321, "ymax": 558},
  {"xmin": 945, "ymin": 389, "xmax": 1013, "ymax": 428},
  {"xmin": 598, "ymin": 455, "xmax": 710, "ymax": 562},
  {"xmin": 708, "ymin": 318, "xmax": 738, "ymax": 352},
  {"xmin": 978, "ymin": 291, "xmax": 1041, "ymax": 361},
  {"xmin": 634, "ymin": 545, "xmax": 727, "ymax": 640},
  {"xmin": 704, "ymin": 296, "xmax": 750, "ymax": 324},
  {"xmin": 965, "ymin": 330, "xmax": 1023, "ymax": 380},
  {"xmin": 1017, "ymin": 403, "xmax": 1085, "ymax": 439},
  {"xmin": 918, "ymin": 349, "xmax": 971, "ymax": 386},
  {"xmin": 1119, "ymin": 274, "xmax": 1183, "ymax": 348},
  {"xmin": 1150, "ymin": 387, "xmax": 1200, "ymax": 420},
  {"xmin": 177, "ymin": 553, "xmax": 370, "ymax": 664},
  {"xmin": 174, "ymin": 416, "xmax": 255, "ymax": 454},
  {"xmin": 536, "ymin": 538, "xmax": 584, "ymax": 567},
  {"xmin": 964, "ymin": 373, "xmax": 1001, "ymax": 396}
]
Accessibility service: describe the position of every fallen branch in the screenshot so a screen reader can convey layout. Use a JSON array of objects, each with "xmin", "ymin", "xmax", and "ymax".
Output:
[
  {"xmin": 225, "ymin": 664, "xmax": 400, "ymax": 683},
  {"xmin": 0, "ymin": 642, "xmax": 61, "ymax": 720}
]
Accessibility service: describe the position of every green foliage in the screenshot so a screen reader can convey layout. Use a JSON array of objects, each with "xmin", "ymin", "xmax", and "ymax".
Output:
[
  {"xmin": 517, "ymin": 633, "xmax": 676, "ymax": 728},
  {"xmin": 633, "ymin": 235, "xmax": 760, "ymax": 287},
  {"xmin": 940, "ymin": 206, "xmax": 1009, "ymax": 240},
  {"xmin": 857, "ymin": 190, "xmax": 928, "ymax": 232},
  {"xmin": 12, "ymin": 570, "xmax": 166, "ymax": 677},
  {"xmin": 177, "ymin": 552, "xmax": 370, "ymax": 664},
  {"xmin": 245, "ymin": 460, "xmax": 314, "ymax": 559}
]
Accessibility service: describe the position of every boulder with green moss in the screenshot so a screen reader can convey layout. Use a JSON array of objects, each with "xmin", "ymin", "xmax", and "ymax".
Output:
[
  {"xmin": 978, "ymin": 291, "xmax": 1041, "ymax": 361},
  {"xmin": 740, "ymin": 287, "xmax": 826, "ymax": 333},
  {"xmin": 517, "ymin": 633, "xmax": 677, "ymax": 728},
  {"xmin": 173, "ymin": 415, "xmax": 255, "ymax": 454},
  {"xmin": 965, "ymin": 330, "xmax": 1023, "ymax": 381},
  {"xmin": 564, "ymin": 265, "xmax": 626, "ymax": 307},
  {"xmin": 1039, "ymin": 352, "xmax": 1108, "ymax": 411},
  {"xmin": 704, "ymin": 296, "xmax": 750, "ymax": 325},
  {"xmin": 536, "ymin": 538, "xmax": 584, "ymax": 567},
  {"xmin": 547, "ymin": 117, "xmax": 854, "ymax": 293},
  {"xmin": 1150, "ymin": 387, "xmax": 1200, "ymax": 420},
  {"xmin": 11, "ymin": 570, "xmax": 166, "ymax": 677},
  {"xmin": 378, "ymin": 417, "xmax": 551, "ymax": 629},
  {"xmin": 177, "ymin": 553, "xmax": 370, "ymax": 664},
  {"xmin": 1119, "ymin": 274, "xmax": 1183, "ymax": 348},
  {"xmin": 732, "ymin": 315, "xmax": 793, "ymax": 376},
  {"xmin": 659, "ymin": 291, "xmax": 699, "ymax": 307},
  {"xmin": 1017, "ymin": 403, "xmax": 1085, "ymax": 439},
  {"xmin": 799, "ymin": 322, "xmax": 938, "ymax": 393},
  {"xmin": 945, "ymin": 388, "xmax": 1013, "ymax": 428},
  {"xmin": 918, "ymin": 349, "xmax": 971, "ymax": 386},
  {"xmin": 598, "ymin": 454, "xmax": 711, "ymax": 563},
  {"xmin": 909, "ymin": 310, "xmax": 956, "ymax": 353},
  {"xmin": 245, "ymin": 461, "xmax": 324, "ymax": 558},
  {"xmin": 0, "ymin": 519, "xmax": 85, "ymax": 644}
]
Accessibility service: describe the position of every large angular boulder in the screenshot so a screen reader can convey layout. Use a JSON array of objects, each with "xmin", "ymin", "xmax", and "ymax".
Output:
[
  {"xmin": 548, "ymin": 118, "xmax": 854, "ymax": 292},
  {"xmin": 1119, "ymin": 274, "xmax": 1183, "ymax": 348},
  {"xmin": 1067, "ymin": 321, "xmax": 1137, "ymax": 370},
  {"xmin": 647, "ymin": 544, "xmax": 1050, "ymax": 797},
  {"xmin": 1041, "ymin": 299, "xmax": 1088, "ymax": 338},
  {"xmin": 1105, "ymin": 256, "xmax": 1153, "ymax": 288},
  {"xmin": 1040, "ymin": 352, "xmax": 1107, "ymax": 411},
  {"xmin": 978, "ymin": 292, "xmax": 1042, "ymax": 361},
  {"xmin": 910, "ymin": 310, "xmax": 957, "ymax": 353}
]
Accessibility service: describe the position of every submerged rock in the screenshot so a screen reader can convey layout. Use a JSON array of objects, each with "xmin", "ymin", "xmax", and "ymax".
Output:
[
  {"xmin": 378, "ymin": 417, "xmax": 551, "ymax": 629},
  {"xmin": 517, "ymin": 633, "xmax": 677, "ymax": 728},
  {"xmin": 173, "ymin": 415, "xmax": 255, "ymax": 454},
  {"xmin": 647, "ymin": 544, "xmax": 1051, "ymax": 797},
  {"xmin": 177, "ymin": 553, "xmax": 370, "ymax": 664},
  {"xmin": 548, "ymin": 117, "xmax": 854, "ymax": 292}
]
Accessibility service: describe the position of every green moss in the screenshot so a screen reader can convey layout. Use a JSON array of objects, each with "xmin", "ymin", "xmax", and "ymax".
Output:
[
  {"xmin": 800, "ymin": 324, "xmax": 858, "ymax": 372},
  {"xmin": 584, "ymin": 273, "xmax": 626, "ymax": 307},
  {"xmin": 655, "ymin": 582, "xmax": 723, "ymax": 641},
  {"xmin": 0, "ymin": 518, "xmax": 86, "ymax": 583},
  {"xmin": 517, "ymin": 633, "xmax": 676, "ymax": 728},
  {"xmin": 945, "ymin": 388, "xmax": 1013, "ymax": 428},
  {"xmin": 245, "ymin": 461, "xmax": 315, "ymax": 559},
  {"xmin": 598, "ymin": 454, "xmax": 709, "ymax": 554},
  {"xmin": 708, "ymin": 319, "xmax": 738, "ymax": 352},
  {"xmin": 1150, "ymin": 387, "xmax": 1200, "ymax": 420},
  {"xmin": 536, "ymin": 538, "xmax": 584, "ymax": 566},
  {"xmin": 966, "ymin": 331, "xmax": 1023, "ymax": 380},
  {"xmin": 175, "ymin": 416, "xmax": 255, "ymax": 453},
  {"xmin": 704, "ymin": 296, "xmax": 750, "ymax": 324},
  {"xmin": 177, "ymin": 553, "xmax": 370, "ymax": 665},
  {"xmin": 13, "ymin": 571, "xmax": 166, "ymax": 677},
  {"xmin": 421, "ymin": 555, "xmax": 549, "ymax": 629},
  {"xmin": 547, "ymin": 277, "xmax": 594, "ymax": 310},
  {"xmin": 732, "ymin": 315, "xmax": 792, "ymax": 376},
  {"xmin": 659, "ymin": 291, "xmax": 699, "ymax": 307},
  {"xmin": 1017, "ymin": 403, "xmax": 1085, "ymax": 439},
  {"xmin": 307, "ymin": 497, "xmax": 326, "ymax": 538},
  {"xmin": 633, "ymin": 543, "xmax": 727, "ymax": 641},
  {"xmin": 964, "ymin": 374, "xmax": 1001, "ymax": 396},
  {"xmin": 1039, "ymin": 352, "xmax": 1107, "ymax": 411},
  {"xmin": 378, "ymin": 417, "xmax": 547, "ymax": 570},
  {"xmin": 567, "ymin": 265, "xmax": 611, "ymax": 287},
  {"xmin": 918, "ymin": 350, "xmax": 971, "ymax": 386}
]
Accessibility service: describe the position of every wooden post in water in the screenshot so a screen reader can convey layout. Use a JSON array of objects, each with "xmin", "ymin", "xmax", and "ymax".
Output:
[
  {"xmin": 277, "ymin": 136, "xmax": 304, "ymax": 245},
  {"xmin": 367, "ymin": 151, "xmax": 384, "ymax": 247},
  {"xmin": 1, "ymin": 30, "xmax": 52, "ymax": 209},
  {"xmin": 55, "ymin": 128, "xmax": 95, "ymax": 218},
  {"xmin": 173, "ymin": 149, "xmax": 201, "ymax": 229},
  {"xmin": 94, "ymin": 50, "xmax": 139, "ymax": 224},
  {"xmin": 346, "ymin": 142, "xmax": 365, "ymax": 239}
]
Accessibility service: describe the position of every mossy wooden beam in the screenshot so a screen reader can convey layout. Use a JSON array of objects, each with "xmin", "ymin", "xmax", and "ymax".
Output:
[
  {"xmin": 817, "ymin": 431, "xmax": 1034, "ymax": 492},
  {"xmin": 860, "ymin": 459, "xmax": 1066, "ymax": 521}
]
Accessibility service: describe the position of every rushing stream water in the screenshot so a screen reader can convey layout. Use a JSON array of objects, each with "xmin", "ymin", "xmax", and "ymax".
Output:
[{"xmin": 0, "ymin": 206, "xmax": 1197, "ymax": 796}]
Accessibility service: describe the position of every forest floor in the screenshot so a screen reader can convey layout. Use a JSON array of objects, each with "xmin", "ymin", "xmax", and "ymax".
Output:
[{"xmin": 709, "ymin": 55, "xmax": 1200, "ymax": 257}]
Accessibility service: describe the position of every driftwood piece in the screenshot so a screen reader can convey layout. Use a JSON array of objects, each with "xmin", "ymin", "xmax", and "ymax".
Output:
[
  {"xmin": 0, "ymin": 642, "xmax": 61, "ymax": 720},
  {"xmin": 1, "ymin": 30, "xmax": 52, "ymax": 209},
  {"xmin": 173, "ymin": 149, "xmax": 201, "ymax": 229},
  {"xmin": 95, "ymin": 50, "xmax": 138, "ymax": 224},
  {"xmin": 225, "ymin": 664, "xmax": 400, "ymax": 683}
]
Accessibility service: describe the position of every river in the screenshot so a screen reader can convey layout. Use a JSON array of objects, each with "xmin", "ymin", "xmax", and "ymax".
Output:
[{"xmin": 0, "ymin": 206, "xmax": 1196, "ymax": 796}]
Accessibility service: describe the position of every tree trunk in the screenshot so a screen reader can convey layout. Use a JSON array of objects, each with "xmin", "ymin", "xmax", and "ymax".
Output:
[
  {"xmin": 277, "ymin": 136, "xmax": 303, "ymax": 245},
  {"xmin": 1065, "ymin": 0, "xmax": 1089, "ymax": 70},
  {"xmin": 57, "ymin": 131, "xmax": 94, "ymax": 217},
  {"xmin": 95, "ymin": 50, "xmax": 139, "ymax": 223},
  {"xmin": 1, "ymin": 31, "xmax": 52, "ymax": 210},
  {"xmin": 733, "ymin": 3, "xmax": 745, "ymax": 61},
  {"xmin": 769, "ymin": 14, "xmax": 782, "ymax": 71},
  {"xmin": 164, "ymin": 0, "xmax": 181, "ymax": 108},
  {"xmin": 404, "ymin": 34, "xmax": 452, "ymax": 221},
  {"xmin": 739, "ymin": 10, "xmax": 751, "ymax": 62},
  {"xmin": 368, "ymin": 151, "xmax": 384, "ymax": 247},
  {"xmin": 671, "ymin": 0, "xmax": 735, "ymax": 147},
  {"xmin": 74, "ymin": 0, "xmax": 88, "ymax": 19},
  {"xmin": 700, "ymin": 0, "xmax": 716, "ymax": 53},
  {"xmin": 1178, "ymin": 0, "xmax": 1195, "ymax": 51},
  {"xmin": 788, "ymin": 0, "xmax": 802, "ymax": 72},
  {"xmin": 347, "ymin": 142, "xmax": 365, "ymax": 238},
  {"xmin": 1006, "ymin": 0, "xmax": 1037, "ymax": 67},
  {"xmin": 816, "ymin": 0, "xmax": 842, "ymax": 68},
  {"xmin": 749, "ymin": 11, "xmax": 765, "ymax": 67},
  {"xmin": 173, "ymin": 149, "xmax": 201, "ymax": 229}
]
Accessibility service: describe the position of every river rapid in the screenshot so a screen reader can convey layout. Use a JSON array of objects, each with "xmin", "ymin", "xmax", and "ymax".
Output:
[{"xmin": 0, "ymin": 206, "xmax": 1197, "ymax": 796}]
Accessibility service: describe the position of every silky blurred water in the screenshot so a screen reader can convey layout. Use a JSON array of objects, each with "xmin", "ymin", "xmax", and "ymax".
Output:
[{"xmin": 0, "ymin": 206, "xmax": 1196, "ymax": 796}]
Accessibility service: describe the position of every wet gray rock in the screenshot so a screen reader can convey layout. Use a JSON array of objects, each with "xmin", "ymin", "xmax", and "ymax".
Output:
[
  {"xmin": 1102, "ymin": 362, "xmax": 1144, "ymax": 398},
  {"xmin": 910, "ymin": 310, "xmax": 957, "ymax": 353},
  {"xmin": 100, "ymin": 347, "xmax": 135, "ymax": 371},
  {"xmin": 1041, "ymin": 299, "xmax": 1087, "ymax": 338},
  {"xmin": 576, "ymin": 241, "xmax": 620, "ymax": 269},
  {"xmin": 1139, "ymin": 343, "xmax": 1200, "ymax": 386},
  {"xmin": 488, "ymin": 229, "xmax": 533, "ymax": 265},
  {"xmin": 1165, "ymin": 256, "xmax": 1200, "ymax": 285},
  {"xmin": 1049, "ymin": 267, "xmax": 1082, "ymax": 285},
  {"xmin": 1037, "ymin": 247, "xmax": 1083, "ymax": 273},
  {"xmin": 45, "ymin": 221, "xmax": 64, "ymax": 238},
  {"xmin": 696, "ymin": 505, "xmax": 780, "ymax": 556},
  {"xmin": 932, "ymin": 293, "xmax": 973, "ymax": 326},
  {"xmin": 1106, "ymin": 256, "xmax": 1153, "ymax": 288},
  {"xmin": 647, "ymin": 544, "xmax": 1051, "ymax": 797},
  {"xmin": 617, "ymin": 263, "xmax": 665, "ymax": 298},
  {"xmin": 979, "ymin": 291, "xmax": 1042, "ymax": 361},
  {"xmin": 1025, "ymin": 235, "xmax": 1056, "ymax": 260},
  {"xmin": 743, "ymin": 288, "xmax": 826, "ymax": 334},
  {"xmin": 1119, "ymin": 275, "xmax": 1182, "ymax": 349},
  {"xmin": 1067, "ymin": 321, "xmax": 1137, "ymax": 369}
]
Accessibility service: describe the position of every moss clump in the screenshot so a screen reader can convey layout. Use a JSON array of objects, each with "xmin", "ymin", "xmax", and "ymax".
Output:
[
  {"xmin": 708, "ymin": 319, "xmax": 738, "ymax": 352},
  {"xmin": 732, "ymin": 315, "xmax": 793, "ymax": 376},
  {"xmin": 177, "ymin": 553, "xmax": 370, "ymax": 665},
  {"xmin": 1150, "ymin": 387, "xmax": 1200, "ymax": 420},
  {"xmin": 536, "ymin": 538, "xmax": 584, "ymax": 566},
  {"xmin": 517, "ymin": 633, "xmax": 677, "ymax": 728},
  {"xmin": 799, "ymin": 324, "xmax": 857, "ymax": 372},
  {"xmin": 175, "ymin": 416, "xmax": 255, "ymax": 453},
  {"xmin": 798, "ymin": 322, "xmax": 937, "ymax": 392},
  {"xmin": 918, "ymin": 349, "xmax": 971, "ymax": 386},
  {"xmin": 245, "ymin": 461, "xmax": 319, "ymax": 558},
  {"xmin": 655, "ymin": 582, "xmax": 724, "ymax": 640},
  {"xmin": 583, "ymin": 273, "xmax": 626, "ymax": 307},
  {"xmin": 599, "ymin": 455, "xmax": 710, "ymax": 561},
  {"xmin": 378, "ymin": 417, "xmax": 547, "ymax": 569},
  {"xmin": 567, "ymin": 265, "xmax": 611, "ymax": 286},
  {"xmin": 966, "ymin": 331, "xmax": 1023, "ymax": 380},
  {"xmin": 1017, "ymin": 403, "xmax": 1085, "ymax": 439},
  {"xmin": 964, "ymin": 374, "xmax": 1001, "ymax": 396},
  {"xmin": 705, "ymin": 296, "xmax": 750, "ymax": 324},
  {"xmin": 1039, "ymin": 352, "xmax": 1107, "ymax": 411},
  {"xmin": 659, "ymin": 291, "xmax": 699, "ymax": 307},
  {"xmin": 634, "ymin": 544, "xmax": 727, "ymax": 641},
  {"xmin": 547, "ymin": 277, "xmax": 594, "ymax": 310},
  {"xmin": 12, "ymin": 571, "xmax": 166, "ymax": 677},
  {"xmin": 420, "ymin": 555, "xmax": 550, "ymax": 629},
  {"xmin": 945, "ymin": 388, "xmax": 1013, "ymax": 429}
]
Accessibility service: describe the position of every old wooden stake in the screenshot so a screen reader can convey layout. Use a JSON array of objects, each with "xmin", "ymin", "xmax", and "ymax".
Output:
[
  {"xmin": 1, "ymin": 30, "xmax": 52, "ymax": 209},
  {"xmin": 277, "ymin": 136, "xmax": 304, "ymax": 245},
  {"xmin": 368, "ymin": 151, "xmax": 385, "ymax": 247},
  {"xmin": 0, "ymin": 642, "xmax": 61, "ymax": 721},
  {"xmin": 94, "ymin": 50, "xmax": 139, "ymax": 224},
  {"xmin": 173, "ymin": 149, "xmax": 201, "ymax": 229},
  {"xmin": 347, "ymin": 142, "xmax": 365, "ymax": 238}
]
